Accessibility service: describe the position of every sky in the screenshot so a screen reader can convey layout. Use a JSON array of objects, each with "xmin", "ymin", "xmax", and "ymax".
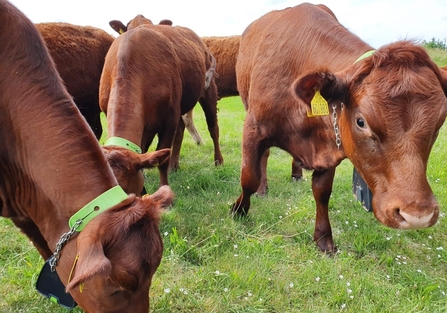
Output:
[{"xmin": 8, "ymin": 0, "xmax": 447, "ymax": 49}]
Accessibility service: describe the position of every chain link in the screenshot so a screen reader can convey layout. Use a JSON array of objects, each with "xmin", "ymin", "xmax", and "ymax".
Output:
[
  {"xmin": 332, "ymin": 103, "xmax": 342, "ymax": 149},
  {"xmin": 49, "ymin": 219, "xmax": 83, "ymax": 272}
]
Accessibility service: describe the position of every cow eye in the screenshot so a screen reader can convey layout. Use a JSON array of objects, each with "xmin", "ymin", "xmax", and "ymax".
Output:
[{"xmin": 356, "ymin": 118, "xmax": 366, "ymax": 128}]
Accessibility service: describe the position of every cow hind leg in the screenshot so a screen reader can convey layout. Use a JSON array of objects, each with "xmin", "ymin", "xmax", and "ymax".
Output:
[
  {"xmin": 199, "ymin": 91, "xmax": 223, "ymax": 166},
  {"xmin": 311, "ymin": 167, "xmax": 337, "ymax": 253},
  {"xmin": 170, "ymin": 116, "xmax": 186, "ymax": 171}
]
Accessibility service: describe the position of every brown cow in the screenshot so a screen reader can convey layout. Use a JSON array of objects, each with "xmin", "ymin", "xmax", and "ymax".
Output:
[
  {"xmin": 181, "ymin": 35, "xmax": 240, "ymax": 148},
  {"xmin": 103, "ymin": 15, "xmax": 223, "ymax": 194},
  {"xmin": 36, "ymin": 22, "xmax": 114, "ymax": 140},
  {"xmin": 0, "ymin": 1, "xmax": 172, "ymax": 312},
  {"xmin": 231, "ymin": 3, "xmax": 447, "ymax": 252}
]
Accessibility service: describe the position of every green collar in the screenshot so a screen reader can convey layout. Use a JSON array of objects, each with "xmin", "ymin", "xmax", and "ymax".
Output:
[
  {"xmin": 354, "ymin": 50, "xmax": 376, "ymax": 63},
  {"xmin": 104, "ymin": 136, "xmax": 142, "ymax": 154},
  {"xmin": 69, "ymin": 185, "xmax": 128, "ymax": 231}
]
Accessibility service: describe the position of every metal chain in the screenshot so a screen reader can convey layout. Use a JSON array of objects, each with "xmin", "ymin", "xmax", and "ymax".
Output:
[
  {"xmin": 332, "ymin": 103, "xmax": 342, "ymax": 149},
  {"xmin": 49, "ymin": 219, "xmax": 83, "ymax": 272}
]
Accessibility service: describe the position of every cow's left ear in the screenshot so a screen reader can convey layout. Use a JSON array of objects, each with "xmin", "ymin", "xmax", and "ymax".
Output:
[
  {"xmin": 109, "ymin": 20, "xmax": 127, "ymax": 34},
  {"xmin": 292, "ymin": 71, "xmax": 347, "ymax": 107},
  {"xmin": 66, "ymin": 238, "xmax": 111, "ymax": 292}
]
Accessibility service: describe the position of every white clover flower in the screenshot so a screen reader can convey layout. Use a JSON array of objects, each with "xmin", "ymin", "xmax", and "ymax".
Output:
[
  {"xmin": 316, "ymin": 277, "xmax": 321, "ymax": 282},
  {"xmin": 164, "ymin": 288, "xmax": 171, "ymax": 293}
]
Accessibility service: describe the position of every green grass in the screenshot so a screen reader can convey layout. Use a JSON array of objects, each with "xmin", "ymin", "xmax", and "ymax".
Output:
[{"xmin": 2, "ymin": 51, "xmax": 447, "ymax": 312}]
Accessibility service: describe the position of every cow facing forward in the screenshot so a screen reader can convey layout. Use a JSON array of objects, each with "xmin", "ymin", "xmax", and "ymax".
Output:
[
  {"xmin": 232, "ymin": 3, "xmax": 447, "ymax": 252},
  {"xmin": 0, "ymin": 1, "xmax": 172, "ymax": 311}
]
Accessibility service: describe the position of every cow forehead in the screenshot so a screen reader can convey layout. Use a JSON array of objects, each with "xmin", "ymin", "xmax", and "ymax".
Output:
[{"xmin": 349, "ymin": 62, "xmax": 446, "ymax": 123}]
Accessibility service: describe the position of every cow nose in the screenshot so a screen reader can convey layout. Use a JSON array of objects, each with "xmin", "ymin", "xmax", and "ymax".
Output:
[{"xmin": 395, "ymin": 209, "xmax": 435, "ymax": 229}]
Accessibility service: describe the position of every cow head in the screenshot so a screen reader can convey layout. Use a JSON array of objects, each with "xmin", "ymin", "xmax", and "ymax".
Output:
[
  {"xmin": 293, "ymin": 41, "xmax": 447, "ymax": 230},
  {"xmin": 102, "ymin": 146, "xmax": 171, "ymax": 195},
  {"xmin": 109, "ymin": 16, "xmax": 173, "ymax": 34},
  {"xmin": 65, "ymin": 185, "xmax": 173, "ymax": 313}
]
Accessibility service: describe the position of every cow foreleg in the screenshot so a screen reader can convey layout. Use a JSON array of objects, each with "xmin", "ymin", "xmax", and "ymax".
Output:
[
  {"xmin": 256, "ymin": 149, "xmax": 269, "ymax": 195},
  {"xmin": 231, "ymin": 124, "xmax": 265, "ymax": 216},
  {"xmin": 291, "ymin": 158, "xmax": 303, "ymax": 181},
  {"xmin": 311, "ymin": 167, "xmax": 336, "ymax": 253}
]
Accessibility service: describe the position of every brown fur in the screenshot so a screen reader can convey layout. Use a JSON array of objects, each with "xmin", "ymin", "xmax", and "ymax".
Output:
[
  {"xmin": 202, "ymin": 35, "xmax": 240, "ymax": 98},
  {"xmin": 36, "ymin": 22, "xmax": 114, "ymax": 139},
  {"xmin": 0, "ymin": 1, "xmax": 171, "ymax": 311},
  {"xmin": 231, "ymin": 3, "xmax": 447, "ymax": 252},
  {"xmin": 103, "ymin": 15, "xmax": 223, "ymax": 195}
]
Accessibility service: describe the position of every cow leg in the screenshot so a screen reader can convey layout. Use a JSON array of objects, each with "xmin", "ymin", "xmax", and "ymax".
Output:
[
  {"xmin": 198, "ymin": 94, "xmax": 223, "ymax": 166},
  {"xmin": 182, "ymin": 110, "xmax": 204, "ymax": 145},
  {"xmin": 256, "ymin": 149, "xmax": 269, "ymax": 195},
  {"xmin": 11, "ymin": 217, "xmax": 52, "ymax": 259},
  {"xmin": 291, "ymin": 158, "xmax": 303, "ymax": 181},
  {"xmin": 311, "ymin": 167, "xmax": 336, "ymax": 252},
  {"xmin": 170, "ymin": 116, "xmax": 186, "ymax": 171},
  {"xmin": 231, "ymin": 119, "xmax": 266, "ymax": 216},
  {"xmin": 155, "ymin": 121, "xmax": 178, "ymax": 186}
]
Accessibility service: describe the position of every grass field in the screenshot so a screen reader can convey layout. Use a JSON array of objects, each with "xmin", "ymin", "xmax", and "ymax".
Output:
[{"xmin": 2, "ymin": 50, "xmax": 447, "ymax": 312}]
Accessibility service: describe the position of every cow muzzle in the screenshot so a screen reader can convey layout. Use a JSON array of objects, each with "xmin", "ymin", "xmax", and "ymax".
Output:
[{"xmin": 372, "ymin": 193, "xmax": 439, "ymax": 229}]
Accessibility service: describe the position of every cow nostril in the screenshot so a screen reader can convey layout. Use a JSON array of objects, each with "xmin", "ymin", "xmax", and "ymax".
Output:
[{"xmin": 393, "ymin": 208, "xmax": 405, "ymax": 223}]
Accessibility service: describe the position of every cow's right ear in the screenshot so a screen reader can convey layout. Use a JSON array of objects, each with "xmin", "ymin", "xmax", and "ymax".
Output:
[
  {"xmin": 109, "ymin": 20, "xmax": 127, "ymax": 34},
  {"xmin": 135, "ymin": 148, "xmax": 171, "ymax": 171},
  {"xmin": 292, "ymin": 71, "xmax": 347, "ymax": 107}
]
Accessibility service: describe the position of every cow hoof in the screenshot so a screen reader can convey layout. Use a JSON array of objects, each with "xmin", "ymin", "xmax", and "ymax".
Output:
[
  {"xmin": 291, "ymin": 175, "xmax": 303, "ymax": 182},
  {"xmin": 230, "ymin": 204, "xmax": 248, "ymax": 217}
]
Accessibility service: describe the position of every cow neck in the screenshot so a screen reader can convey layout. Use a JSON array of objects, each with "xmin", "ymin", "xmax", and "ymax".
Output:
[
  {"xmin": 49, "ymin": 185, "xmax": 128, "ymax": 272},
  {"xmin": 104, "ymin": 136, "xmax": 142, "ymax": 154},
  {"xmin": 68, "ymin": 185, "xmax": 128, "ymax": 231}
]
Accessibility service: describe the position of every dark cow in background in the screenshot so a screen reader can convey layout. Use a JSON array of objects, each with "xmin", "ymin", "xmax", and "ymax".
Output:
[
  {"xmin": 102, "ymin": 15, "xmax": 222, "ymax": 195},
  {"xmin": 0, "ymin": 0, "xmax": 172, "ymax": 311},
  {"xmin": 232, "ymin": 3, "xmax": 447, "ymax": 252},
  {"xmin": 36, "ymin": 22, "xmax": 114, "ymax": 139}
]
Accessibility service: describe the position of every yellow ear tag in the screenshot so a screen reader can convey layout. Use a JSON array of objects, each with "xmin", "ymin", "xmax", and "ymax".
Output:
[
  {"xmin": 307, "ymin": 89, "xmax": 329, "ymax": 117},
  {"xmin": 119, "ymin": 28, "xmax": 125, "ymax": 34},
  {"xmin": 68, "ymin": 254, "xmax": 79, "ymax": 283}
]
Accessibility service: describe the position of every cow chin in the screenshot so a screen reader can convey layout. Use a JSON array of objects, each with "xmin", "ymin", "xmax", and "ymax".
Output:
[{"xmin": 371, "ymin": 194, "xmax": 439, "ymax": 230}]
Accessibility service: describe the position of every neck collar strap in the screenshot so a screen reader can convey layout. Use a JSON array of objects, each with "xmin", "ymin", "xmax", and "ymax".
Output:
[
  {"xmin": 354, "ymin": 50, "xmax": 376, "ymax": 64},
  {"xmin": 69, "ymin": 185, "xmax": 128, "ymax": 231},
  {"xmin": 104, "ymin": 136, "xmax": 142, "ymax": 154}
]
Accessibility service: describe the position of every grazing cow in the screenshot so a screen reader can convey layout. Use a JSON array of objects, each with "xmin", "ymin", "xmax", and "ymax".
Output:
[
  {"xmin": 103, "ymin": 15, "xmax": 223, "ymax": 194},
  {"xmin": 231, "ymin": 3, "xmax": 447, "ymax": 252},
  {"xmin": 0, "ymin": 1, "xmax": 172, "ymax": 312},
  {"xmin": 36, "ymin": 22, "xmax": 114, "ymax": 139}
]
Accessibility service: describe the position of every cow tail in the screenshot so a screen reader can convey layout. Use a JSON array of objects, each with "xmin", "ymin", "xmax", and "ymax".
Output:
[{"xmin": 204, "ymin": 53, "xmax": 217, "ymax": 90}]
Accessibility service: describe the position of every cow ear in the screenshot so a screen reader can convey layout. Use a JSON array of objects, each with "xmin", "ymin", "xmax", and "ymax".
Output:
[
  {"xmin": 438, "ymin": 66, "xmax": 447, "ymax": 97},
  {"xmin": 66, "ymin": 239, "xmax": 111, "ymax": 292},
  {"xmin": 292, "ymin": 71, "xmax": 347, "ymax": 106},
  {"xmin": 158, "ymin": 19, "xmax": 173, "ymax": 26},
  {"xmin": 135, "ymin": 149, "xmax": 171, "ymax": 171},
  {"xmin": 109, "ymin": 20, "xmax": 127, "ymax": 34}
]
